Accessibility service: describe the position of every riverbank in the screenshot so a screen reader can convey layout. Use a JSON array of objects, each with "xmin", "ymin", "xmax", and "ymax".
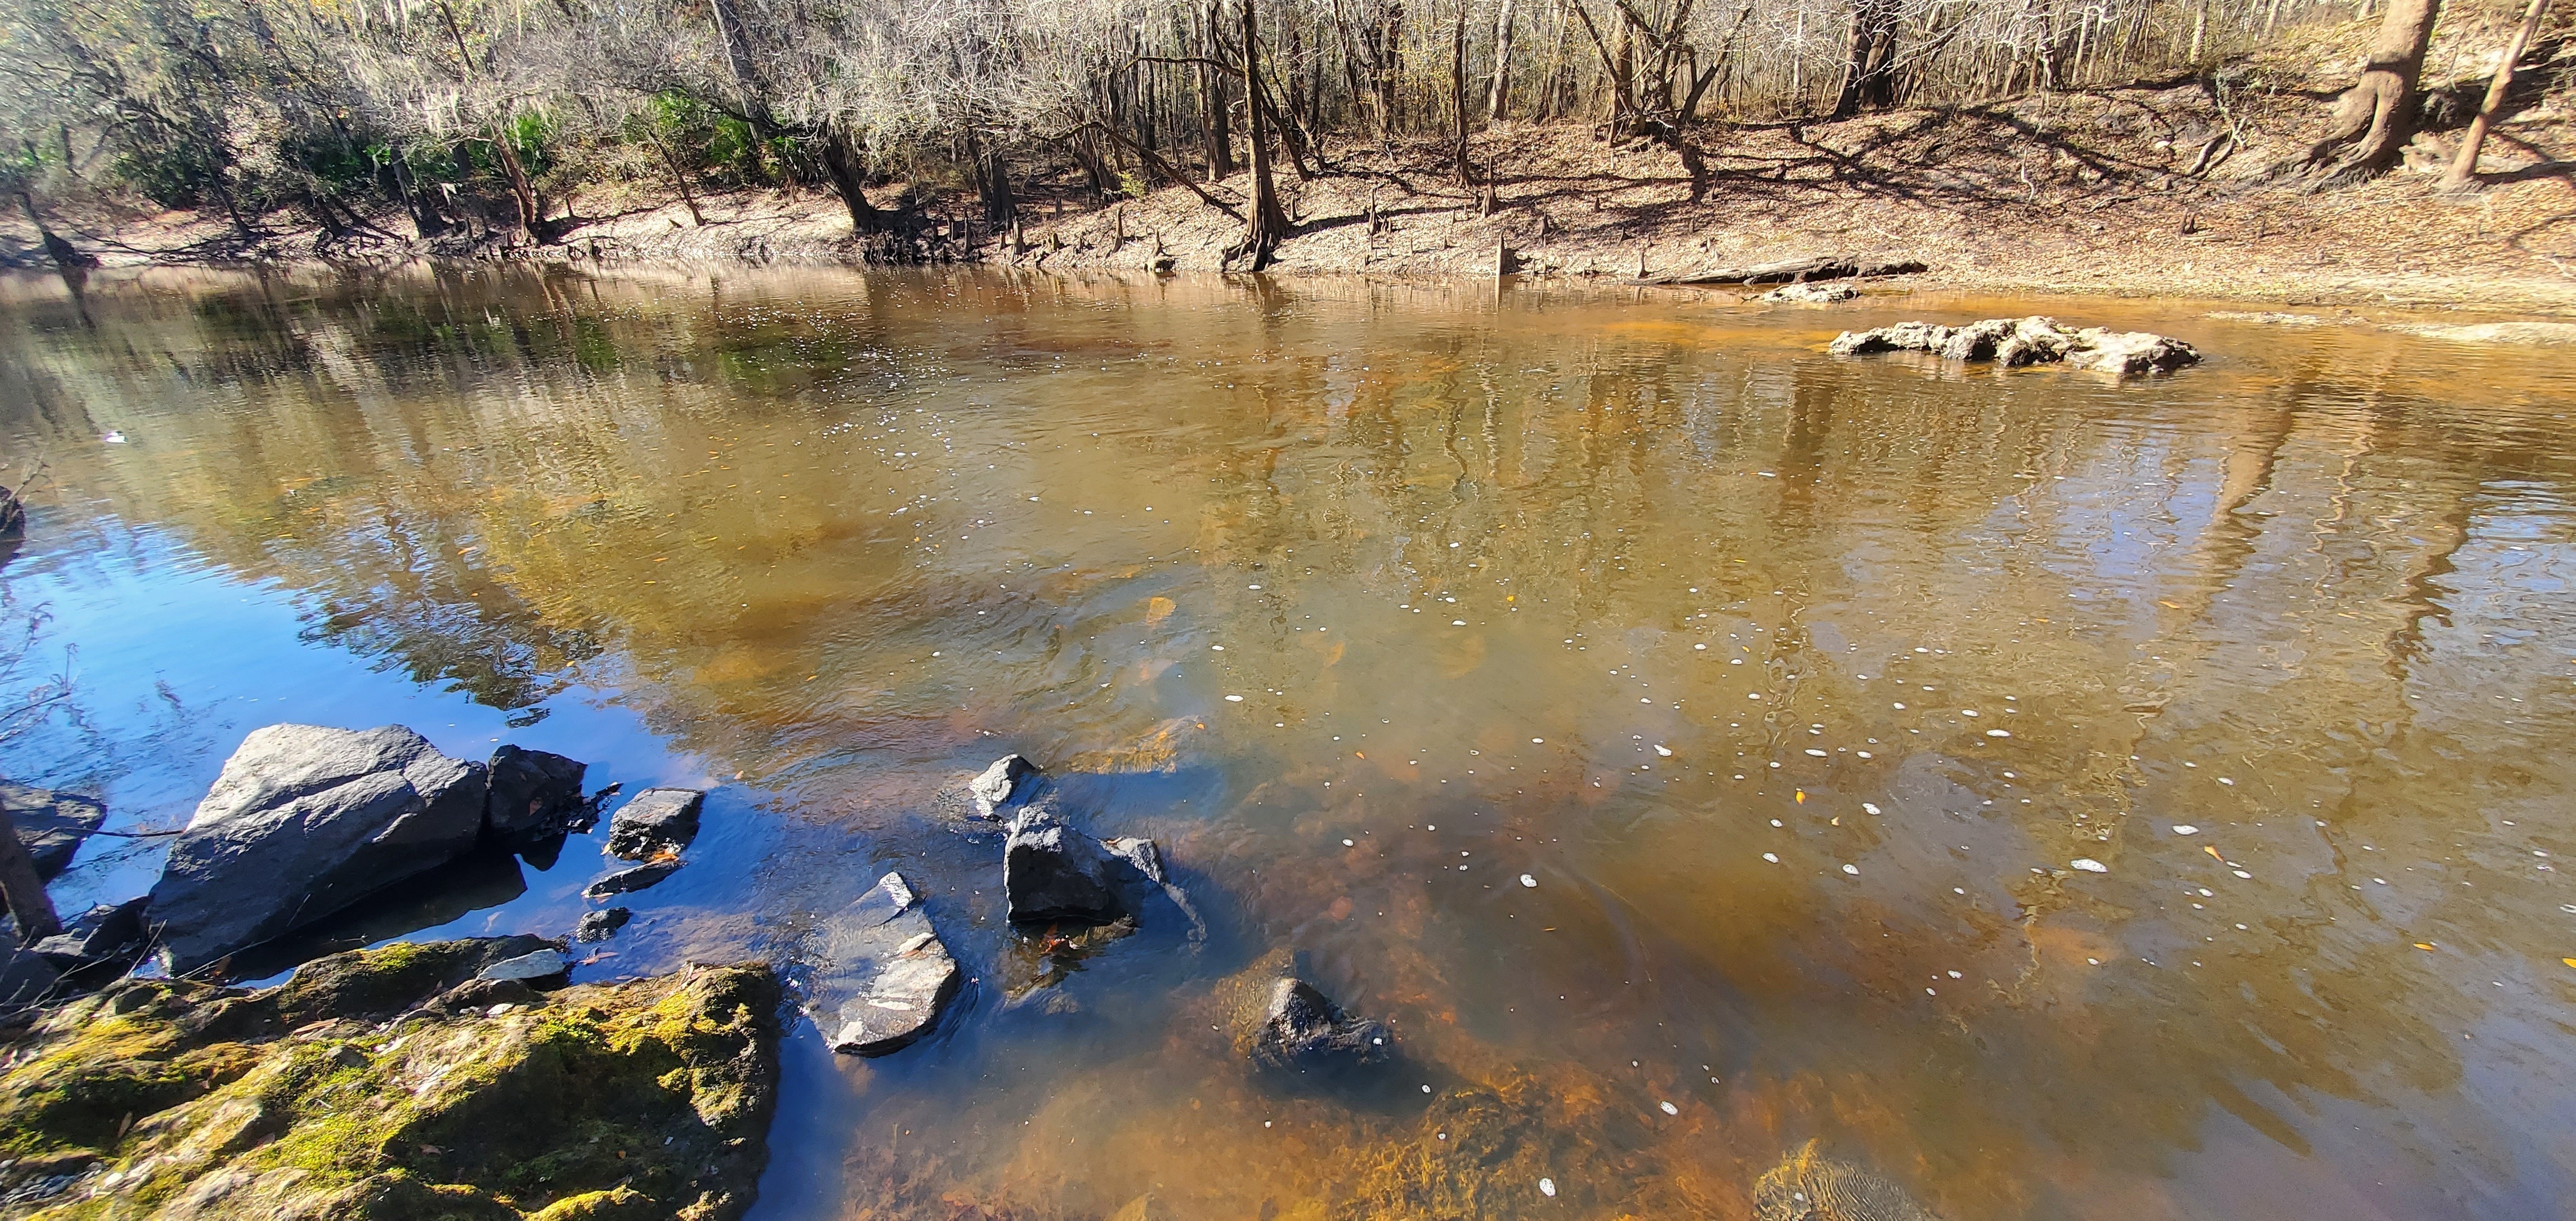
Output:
[{"xmin": 6, "ymin": 29, "xmax": 2573, "ymax": 314}]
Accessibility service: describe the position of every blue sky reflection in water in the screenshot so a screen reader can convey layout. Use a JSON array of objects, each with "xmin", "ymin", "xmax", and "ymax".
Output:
[{"xmin": 3, "ymin": 267, "xmax": 2576, "ymax": 1220}]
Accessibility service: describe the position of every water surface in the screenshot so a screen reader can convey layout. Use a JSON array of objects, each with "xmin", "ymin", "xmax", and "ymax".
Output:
[{"xmin": 4, "ymin": 267, "xmax": 2575, "ymax": 1220}]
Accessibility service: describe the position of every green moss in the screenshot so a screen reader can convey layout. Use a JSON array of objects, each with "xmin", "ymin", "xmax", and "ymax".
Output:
[
  {"xmin": 526, "ymin": 1186, "xmax": 660, "ymax": 1221},
  {"xmin": 274, "ymin": 938, "xmax": 545, "ymax": 1025},
  {"xmin": 0, "ymin": 949, "xmax": 779, "ymax": 1221}
]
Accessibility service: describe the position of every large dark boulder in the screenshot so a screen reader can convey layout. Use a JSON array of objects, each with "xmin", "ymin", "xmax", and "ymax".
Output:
[
  {"xmin": 606, "ymin": 788, "xmax": 704, "ymax": 860},
  {"xmin": 146, "ymin": 725, "xmax": 490, "ymax": 974},
  {"xmin": 1002, "ymin": 799, "xmax": 1129, "ymax": 925},
  {"xmin": 804, "ymin": 872, "xmax": 960, "ymax": 1056},
  {"xmin": 482, "ymin": 746, "xmax": 586, "ymax": 843},
  {"xmin": 0, "ymin": 782, "xmax": 105, "ymax": 881}
]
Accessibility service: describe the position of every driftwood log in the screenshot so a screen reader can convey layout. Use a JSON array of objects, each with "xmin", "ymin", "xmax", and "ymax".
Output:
[{"xmin": 1641, "ymin": 255, "xmax": 1926, "ymax": 287}]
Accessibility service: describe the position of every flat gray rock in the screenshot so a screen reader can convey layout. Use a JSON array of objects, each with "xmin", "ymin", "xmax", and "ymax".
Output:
[
  {"xmin": 147, "ymin": 725, "xmax": 489, "ymax": 974},
  {"xmin": 583, "ymin": 860, "xmax": 680, "ymax": 898},
  {"xmin": 807, "ymin": 871, "xmax": 960, "ymax": 1056},
  {"xmin": 478, "ymin": 948, "xmax": 569, "ymax": 982},
  {"xmin": 606, "ymin": 787, "xmax": 704, "ymax": 860},
  {"xmin": 0, "ymin": 781, "xmax": 106, "ymax": 881}
]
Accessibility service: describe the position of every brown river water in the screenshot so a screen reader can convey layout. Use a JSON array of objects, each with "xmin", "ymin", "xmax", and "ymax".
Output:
[{"xmin": 3, "ymin": 267, "xmax": 2574, "ymax": 1220}]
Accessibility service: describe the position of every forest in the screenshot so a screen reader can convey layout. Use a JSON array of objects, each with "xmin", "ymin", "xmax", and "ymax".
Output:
[{"xmin": 0, "ymin": 0, "xmax": 2559, "ymax": 269}]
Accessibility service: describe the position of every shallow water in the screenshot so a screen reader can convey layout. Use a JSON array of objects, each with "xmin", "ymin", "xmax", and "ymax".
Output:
[{"xmin": 5, "ymin": 267, "xmax": 2576, "ymax": 1220}]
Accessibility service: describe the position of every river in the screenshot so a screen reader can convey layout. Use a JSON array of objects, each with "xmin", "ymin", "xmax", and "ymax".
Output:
[{"xmin": 3, "ymin": 266, "xmax": 2573, "ymax": 1220}]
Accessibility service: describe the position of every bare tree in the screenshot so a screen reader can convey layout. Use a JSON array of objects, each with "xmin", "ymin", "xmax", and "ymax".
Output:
[
  {"xmin": 1224, "ymin": 0, "xmax": 1292, "ymax": 269},
  {"xmin": 2280, "ymin": 0, "xmax": 2443, "ymax": 185},
  {"xmin": 2440, "ymin": 0, "xmax": 2551, "ymax": 191}
]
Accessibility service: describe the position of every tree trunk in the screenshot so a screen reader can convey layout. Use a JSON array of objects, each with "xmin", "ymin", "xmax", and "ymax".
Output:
[
  {"xmin": 0, "ymin": 806, "xmax": 60, "ymax": 947},
  {"xmin": 1489, "ymin": 0, "xmax": 1519, "ymax": 119},
  {"xmin": 1205, "ymin": 2, "xmax": 1237, "ymax": 179},
  {"xmin": 1452, "ymin": 0, "xmax": 1476, "ymax": 186},
  {"xmin": 2441, "ymin": 0, "xmax": 2550, "ymax": 190},
  {"xmin": 1832, "ymin": 0, "xmax": 1898, "ymax": 118},
  {"xmin": 1226, "ymin": 0, "xmax": 1293, "ymax": 269},
  {"xmin": 2291, "ymin": 0, "xmax": 2442, "ymax": 184},
  {"xmin": 818, "ymin": 129, "xmax": 886, "ymax": 232},
  {"xmin": 1380, "ymin": 3, "xmax": 1406, "ymax": 136},
  {"xmin": 490, "ymin": 123, "xmax": 540, "ymax": 237},
  {"xmin": 650, "ymin": 133, "xmax": 707, "ymax": 225}
]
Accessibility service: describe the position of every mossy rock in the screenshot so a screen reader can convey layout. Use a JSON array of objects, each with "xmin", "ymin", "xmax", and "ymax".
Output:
[
  {"xmin": 0, "ymin": 943, "xmax": 779, "ymax": 1220},
  {"xmin": 273, "ymin": 935, "xmax": 554, "ymax": 1026}
]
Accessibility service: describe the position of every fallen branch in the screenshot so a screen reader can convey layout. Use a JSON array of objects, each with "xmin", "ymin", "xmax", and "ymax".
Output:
[
  {"xmin": 1079, "ymin": 123, "xmax": 1245, "ymax": 223},
  {"xmin": 1640, "ymin": 255, "xmax": 1928, "ymax": 286}
]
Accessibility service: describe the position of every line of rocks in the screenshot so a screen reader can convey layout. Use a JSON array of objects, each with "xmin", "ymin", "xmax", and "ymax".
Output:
[
  {"xmin": 796, "ymin": 753, "xmax": 1387, "ymax": 1073},
  {"xmin": 0, "ymin": 723, "xmax": 721, "ymax": 1012},
  {"xmin": 1829, "ymin": 315, "xmax": 2201, "ymax": 375},
  {"xmin": 16, "ymin": 728, "xmax": 1388, "ymax": 1089}
]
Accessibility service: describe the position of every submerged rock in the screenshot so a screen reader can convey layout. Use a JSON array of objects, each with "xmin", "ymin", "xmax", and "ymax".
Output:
[
  {"xmin": 583, "ymin": 859, "xmax": 681, "ymax": 898},
  {"xmin": 1829, "ymin": 316, "xmax": 2199, "ymax": 375},
  {"xmin": 1218, "ymin": 948, "xmax": 1389, "ymax": 1068},
  {"xmin": 2383, "ymin": 320, "xmax": 2576, "ymax": 345},
  {"xmin": 0, "ymin": 939, "xmax": 778, "ymax": 1220},
  {"xmin": 607, "ymin": 787, "xmax": 704, "ymax": 860},
  {"xmin": 1338, "ymin": 1073, "xmax": 1641, "ymax": 1219},
  {"xmin": 573, "ymin": 907, "xmax": 631, "ymax": 942},
  {"xmin": 804, "ymin": 872, "xmax": 960, "ymax": 1056},
  {"xmin": 998, "ymin": 916, "xmax": 1140, "ymax": 1005},
  {"xmin": 147, "ymin": 725, "xmax": 491, "ymax": 974},
  {"xmin": 0, "ymin": 781, "xmax": 105, "ymax": 881},
  {"xmin": 1753, "ymin": 1140, "xmax": 1947, "ymax": 1221},
  {"xmin": 1759, "ymin": 282, "xmax": 1859, "ymax": 303},
  {"xmin": 482, "ymin": 745, "xmax": 587, "ymax": 843}
]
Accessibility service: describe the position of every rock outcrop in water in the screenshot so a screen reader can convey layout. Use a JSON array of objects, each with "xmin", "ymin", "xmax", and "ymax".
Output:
[
  {"xmin": 573, "ymin": 906, "xmax": 630, "ymax": 942},
  {"xmin": 803, "ymin": 871, "xmax": 960, "ymax": 1056},
  {"xmin": 0, "ymin": 782, "xmax": 105, "ymax": 881},
  {"xmin": 606, "ymin": 787, "xmax": 704, "ymax": 859},
  {"xmin": 481, "ymin": 745, "xmax": 587, "ymax": 844},
  {"xmin": 1759, "ymin": 282, "xmax": 1859, "ymax": 304},
  {"xmin": 583, "ymin": 859, "xmax": 681, "ymax": 898},
  {"xmin": 146, "ymin": 725, "xmax": 494, "ymax": 974},
  {"xmin": 1003, "ymin": 799, "xmax": 1130, "ymax": 924},
  {"xmin": 979, "ymin": 756, "xmax": 1188, "ymax": 927},
  {"xmin": 968, "ymin": 755, "xmax": 1037, "ymax": 818},
  {"xmin": 0, "ymin": 937, "xmax": 778, "ymax": 1219},
  {"xmin": 1830, "ymin": 316, "xmax": 2199, "ymax": 375},
  {"xmin": 1217, "ymin": 948, "xmax": 1389, "ymax": 1068}
]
